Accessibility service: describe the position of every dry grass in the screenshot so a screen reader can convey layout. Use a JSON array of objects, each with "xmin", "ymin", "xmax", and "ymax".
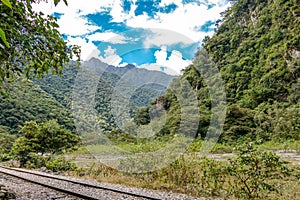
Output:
[{"xmin": 68, "ymin": 153, "xmax": 300, "ymax": 199}]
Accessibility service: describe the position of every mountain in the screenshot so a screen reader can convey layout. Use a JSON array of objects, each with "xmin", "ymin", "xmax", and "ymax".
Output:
[
  {"xmin": 0, "ymin": 60, "xmax": 176, "ymax": 134},
  {"xmin": 136, "ymin": 0, "xmax": 300, "ymax": 143},
  {"xmin": 0, "ymin": 81, "xmax": 75, "ymax": 134},
  {"xmin": 82, "ymin": 58, "xmax": 135, "ymax": 76},
  {"xmin": 83, "ymin": 58, "xmax": 176, "ymax": 87},
  {"xmin": 70, "ymin": 58, "xmax": 177, "ymax": 134}
]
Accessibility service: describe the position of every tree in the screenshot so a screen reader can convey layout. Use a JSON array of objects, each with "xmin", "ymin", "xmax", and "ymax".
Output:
[
  {"xmin": 0, "ymin": 0, "xmax": 80, "ymax": 88},
  {"xmin": 0, "ymin": 125, "xmax": 15, "ymax": 153},
  {"xmin": 12, "ymin": 120, "xmax": 80, "ymax": 166},
  {"xmin": 226, "ymin": 142, "xmax": 291, "ymax": 199},
  {"xmin": 0, "ymin": 125, "xmax": 16, "ymax": 160},
  {"xmin": 134, "ymin": 107, "xmax": 150, "ymax": 125}
]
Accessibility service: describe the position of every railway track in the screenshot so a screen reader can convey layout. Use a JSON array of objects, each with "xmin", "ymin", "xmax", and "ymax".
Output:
[{"xmin": 0, "ymin": 166, "xmax": 161, "ymax": 200}]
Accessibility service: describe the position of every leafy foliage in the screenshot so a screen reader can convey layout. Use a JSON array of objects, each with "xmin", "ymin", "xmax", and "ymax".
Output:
[
  {"xmin": 254, "ymin": 102, "xmax": 300, "ymax": 141},
  {"xmin": 45, "ymin": 156, "xmax": 77, "ymax": 172},
  {"xmin": 226, "ymin": 142, "xmax": 292, "ymax": 199},
  {"xmin": 0, "ymin": 125, "xmax": 15, "ymax": 161},
  {"xmin": 11, "ymin": 120, "xmax": 80, "ymax": 166},
  {"xmin": 0, "ymin": 0, "xmax": 80, "ymax": 88},
  {"xmin": 0, "ymin": 81, "xmax": 75, "ymax": 133},
  {"xmin": 205, "ymin": 0, "xmax": 300, "ymax": 106},
  {"xmin": 0, "ymin": 60, "xmax": 173, "ymax": 136},
  {"xmin": 98, "ymin": 141, "xmax": 296, "ymax": 199},
  {"xmin": 134, "ymin": 107, "xmax": 151, "ymax": 125},
  {"xmin": 136, "ymin": 0, "xmax": 300, "ymax": 143}
]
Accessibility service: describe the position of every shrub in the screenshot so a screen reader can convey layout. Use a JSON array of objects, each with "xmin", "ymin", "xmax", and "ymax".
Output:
[
  {"xmin": 45, "ymin": 156, "xmax": 77, "ymax": 172},
  {"xmin": 225, "ymin": 142, "xmax": 292, "ymax": 199}
]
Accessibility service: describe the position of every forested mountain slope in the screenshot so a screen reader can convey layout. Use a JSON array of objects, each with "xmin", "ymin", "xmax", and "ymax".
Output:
[
  {"xmin": 0, "ymin": 60, "xmax": 175, "ymax": 134},
  {"xmin": 205, "ymin": 0, "xmax": 299, "ymax": 106},
  {"xmin": 0, "ymin": 82, "xmax": 75, "ymax": 134},
  {"xmin": 139, "ymin": 0, "xmax": 300, "ymax": 143}
]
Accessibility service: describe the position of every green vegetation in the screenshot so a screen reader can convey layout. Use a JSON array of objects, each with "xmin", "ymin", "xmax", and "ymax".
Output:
[
  {"xmin": 225, "ymin": 142, "xmax": 291, "ymax": 199},
  {"xmin": 1, "ymin": 120, "xmax": 79, "ymax": 172},
  {"xmin": 135, "ymin": 0, "xmax": 300, "ymax": 145},
  {"xmin": 74, "ymin": 142, "xmax": 299, "ymax": 199},
  {"xmin": 0, "ymin": 0, "xmax": 299, "ymax": 199},
  {"xmin": 0, "ymin": 81, "xmax": 75, "ymax": 133},
  {"xmin": 0, "ymin": 0, "xmax": 80, "ymax": 88},
  {"xmin": 45, "ymin": 156, "xmax": 77, "ymax": 172},
  {"xmin": 77, "ymin": 0, "xmax": 299, "ymax": 197},
  {"xmin": 11, "ymin": 120, "xmax": 80, "ymax": 167},
  {"xmin": 0, "ymin": 62, "xmax": 174, "ymax": 134},
  {"xmin": 0, "ymin": 125, "xmax": 15, "ymax": 161}
]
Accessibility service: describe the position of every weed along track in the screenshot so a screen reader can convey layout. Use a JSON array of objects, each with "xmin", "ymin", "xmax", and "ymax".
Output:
[{"xmin": 0, "ymin": 166, "xmax": 161, "ymax": 200}]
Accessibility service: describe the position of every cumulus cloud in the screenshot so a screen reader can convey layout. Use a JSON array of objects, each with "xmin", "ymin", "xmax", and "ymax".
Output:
[
  {"xmin": 87, "ymin": 32, "xmax": 128, "ymax": 44},
  {"xmin": 109, "ymin": 0, "xmax": 128, "ymax": 23},
  {"xmin": 57, "ymin": 13, "xmax": 99, "ymax": 36},
  {"xmin": 32, "ymin": 0, "xmax": 230, "ymax": 64},
  {"xmin": 124, "ymin": 1, "xmax": 230, "ymax": 44},
  {"xmin": 67, "ymin": 36, "xmax": 100, "ymax": 61},
  {"xmin": 144, "ymin": 29, "xmax": 195, "ymax": 48},
  {"xmin": 159, "ymin": 0, "xmax": 181, "ymax": 7},
  {"xmin": 140, "ymin": 46, "xmax": 192, "ymax": 75},
  {"xmin": 32, "ymin": 0, "xmax": 113, "ymax": 36},
  {"xmin": 32, "ymin": 0, "xmax": 122, "ymax": 60},
  {"xmin": 99, "ymin": 46, "xmax": 123, "ymax": 66}
]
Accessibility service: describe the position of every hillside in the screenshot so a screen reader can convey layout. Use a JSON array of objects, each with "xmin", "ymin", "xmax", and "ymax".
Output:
[
  {"xmin": 0, "ymin": 60, "xmax": 175, "ymax": 134},
  {"xmin": 0, "ymin": 82, "xmax": 75, "ymax": 134},
  {"xmin": 137, "ymin": 0, "xmax": 300, "ymax": 143}
]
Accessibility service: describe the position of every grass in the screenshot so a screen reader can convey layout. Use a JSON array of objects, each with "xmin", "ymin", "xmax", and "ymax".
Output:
[
  {"xmin": 68, "ymin": 153, "xmax": 300, "ymax": 199},
  {"xmin": 66, "ymin": 139, "xmax": 300, "ymax": 199},
  {"xmin": 70, "ymin": 139, "xmax": 300, "ymax": 170},
  {"xmin": 256, "ymin": 140, "xmax": 300, "ymax": 152}
]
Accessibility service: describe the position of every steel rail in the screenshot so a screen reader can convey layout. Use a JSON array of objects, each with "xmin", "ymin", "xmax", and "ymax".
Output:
[{"xmin": 0, "ymin": 166, "xmax": 161, "ymax": 200}]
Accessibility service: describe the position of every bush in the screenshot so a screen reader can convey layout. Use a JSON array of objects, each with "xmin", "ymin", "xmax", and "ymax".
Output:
[
  {"xmin": 23, "ymin": 153, "xmax": 48, "ymax": 169},
  {"xmin": 45, "ymin": 156, "xmax": 77, "ymax": 172},
  {"xmin": 186, "ymin": 142, "xmax": 295, "ymax": 199},
  {"xmin": 225, "ymin": 142, "xmax": 293, "ymax": 199},
  {"xmin": 0, "ymin": 153, "xmax": 12, "ymax": 162}
]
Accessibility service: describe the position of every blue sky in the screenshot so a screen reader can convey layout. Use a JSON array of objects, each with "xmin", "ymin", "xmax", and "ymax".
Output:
[{"xmin": 33, "ymin": 0, "xmax": 230, "ymax": 75}]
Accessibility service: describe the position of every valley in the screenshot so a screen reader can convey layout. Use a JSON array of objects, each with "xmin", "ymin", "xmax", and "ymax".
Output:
[{"xmin": 0, "ymin": 0, "xmax": 299, "ymax": 199}]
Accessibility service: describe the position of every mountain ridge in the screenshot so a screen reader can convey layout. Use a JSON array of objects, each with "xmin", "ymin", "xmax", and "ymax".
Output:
[
  {"xmin": 135, "ymin": 0, "xmax": 300, "ymax": 142},
  {"xmin": 0, "ymin": 59, "xmax": 176, "ymax": 134}
]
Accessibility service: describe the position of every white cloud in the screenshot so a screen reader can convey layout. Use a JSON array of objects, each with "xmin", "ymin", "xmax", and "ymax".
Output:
[
  {"xmin": 87, "ymin": 32, "xmax": 127, "ymax": 44},
  {"xmin": 144, "ymin": 29, "xmax": 195, "ymax": 48},
  {"xmin": 124, "ymin": 1, "xmax": 230, "ymax": 45},
  {"xmin": 57, "ymin": 13, "xmax": 99, "ymax": 36},
  {"xmin": 209, "ymin": 0, "xmax": 229, "ymax": 6},
  {"xmin": 32, "ymin": 0, "xmax": 113, "ymax": 16},
  {"xmin": 154, "ymin": 46, "xmax": 168, "ymax": 65},
  {"xmin": 31, "ymin": 0, "xmax": 230, "ymax": 62},
  {"xmin": 32, "ymin": 0, "xmax": 114, "ymax": 36},
  {"xmin": 99, "ymin": 46, "xmax": 122, "ymax": 66},
  {"xmin": 67, "ymin": 36, "xmax": 100, "ymax": 61},
  {"xmin": 109, "ymin": 0, "xmax": 128, "ymax": 23},
  {"xmin": 159, "ymin": 0, "xmax": 181, "ymax": 7},
  {"xmin": 140, "ymin": 46, "xmax": 192, "ymax": 75},
  {"xmin": 32, "ymin": 0, "xmax": 120, "ymax": 58}
]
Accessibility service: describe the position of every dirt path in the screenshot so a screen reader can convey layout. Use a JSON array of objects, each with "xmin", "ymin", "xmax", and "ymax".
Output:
[{"xmin": 200, "ymin": 150, "xmax": 300, "ymax": 165}]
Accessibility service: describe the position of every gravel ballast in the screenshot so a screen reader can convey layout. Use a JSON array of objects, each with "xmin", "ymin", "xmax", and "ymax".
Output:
[{"xmin": 0, "ymin": 167, "xmax": 210, "ymax": 199}]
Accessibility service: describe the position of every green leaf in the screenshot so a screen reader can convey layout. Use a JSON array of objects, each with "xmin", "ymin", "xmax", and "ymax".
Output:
[
  {"xmin": 0, "ymin": 28, "xmax": 9, "ymax": 48},
  {"xmin": 54, "ymin": 0, "xmax": 59, "ymax": 6},
  {"xmin": 63, "ymin": 0, "xmax": 68, "ymax": 6},
  {"xmin": 53, "ymin": 0, "xmax": 67, "ymax": 6},
  {"xmin": 1, "ymin": 0, "xmax": 12, "ymax": 9}
]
